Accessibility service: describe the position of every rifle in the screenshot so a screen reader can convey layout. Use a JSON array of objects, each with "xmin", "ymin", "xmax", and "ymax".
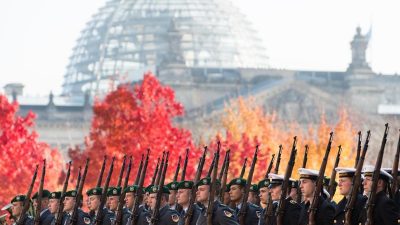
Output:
[
  {"xmin": 276, "ymin": 137, "xmax": 297, "ymax": 225},
  {"xmin": 265, "ymin": 154, "xmax": 275, "ymax": 178},
  {"xmin": 96, "ymin": 156, "xmax": 107, "ymax": 187},
  {"xmin": 390, "ymin": 129, "xmax": 400, "ymax": 198},
  {"xmin": 75, "ymin": 167, "xmax": 81, "ymax": 191},
  {"xmin": 134, "ymin": 154, "xmax": 144, "ymax": 185},
  {"xmin": 365, "ymin": 124, "xmax": 390, "ymax": 225},
  {"xmin": 155, "ymin": 152, "xmax": 166, "ymax": 187},
  {"xmin": 240, "ymin": 158, "xmax": 247, "ymax": 178},
  {"xmin": 238, "ymin": 146, "xmax": 259, "ymax": 225},
  {"xmin": 151, "ymin": 157, "xmax": 160, "ymax": 186},
  {"xmin": 219, "ymin": 150, "xmax": 229, "ymax": 181},
  {"xmin": 274, "ymin": 145, "xmax": 283, "ymax": 174},
  {"xmin": 54, "ymin": 161, "xmax": 72, "ymax": 225},
  {"xmin": 355, "ymin": 131, "xmax": 362, "ymax": 167},
  {"xmin": 117, "ymin": 155, "xmax": 127, "ymax": 187},
  {"xmin": 184, "ymin": 146, "xmax": 207, "ymax": 225},
  {"xmin": 207, "ymin": 149, "xmax": 220, "ymax": 225},
  {"xmin": 69, "ymin": 159, "xmax": 89, "ymax": 225},
  {"xmin": 34, "ymin": 160, "xmax": 46, "ymax": 225},
  {"xmin": 327, "ymin": 145, "xmax": 342, "ymax": 201},
  {"xmin": 181, "ymin": 149, "xmax": 189, "ymax": 181},
  {"xmin": 95, "ymin": 157, "xmax": 115, "ymax": 225},
  {"xmin": 173, "ymin": 156, "xmax": 181, "ymax": 182},
  {"xmin": 263, "ymin": 192, "xmax": 274, "ymax": 224},
  {"xmin": 344, "ymin": 131, "xmax": 370, "ymax": 225},
  {"xmin": 150, "ymin": 152, "xmax": 169, "ymax": 225},
  {"xmin": 129, "ymin": 149, "xmax": 150, "ymax": 225},
  {"xmin": 207, "ymin": 153, "xmax": 216, "ymax": 178},
  {"xmin": 219, "ymin": 150, "xmax": 230, "ymax": 202},
  {"xmin": 16, "ymin": 165, "xmax": 39, "ymax": 225},
  {"xmin": 115, "ymin": 156, "xmax": 132, "ymax": 225},
  {"xmin": 308, "ymin": 132, "xmax": 333, "ymax": 225}
]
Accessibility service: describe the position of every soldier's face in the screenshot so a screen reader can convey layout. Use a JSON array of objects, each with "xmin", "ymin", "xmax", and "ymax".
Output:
[
  {"xmin": 33, "ymin": 198, "xmax": 49, "ymax": 210},
  {"xmin": 363, "ymin": 176, "xmax": 372, "ymax": 194},
  {"xmin": 299, "ymin": 179, "xmax": 315, "ymax": 199},
  {"xmin": 88, "ymin": 196, "xmax": 101, "ymax": 211},
  {"xmin": 259, "ymin": 187, "xmax": 269, "ymax": 204},
  {"xmin": 63, "ymin": 197, "xmax": 76, "ymax": 212},
  {"xmin": 168, "ymin": 190, "xmax": 177, "ymax": 206},
  {"xmin": 269, "ymin": 185, "xmax": 282, "ymax": 201},
  {"xmin": 148, "ymin": 193, "xmax": 157, "ymax": 210},
  {"xmin": 107, "ymin": 196, "xmax": 119, "ymax": 211},
  {"xmin": 124, "ymin": 192, "xmax": 135, "ymax": 208},
  {"xmin": 196, "ymin": 185, "xmax": 210, "ymax": 204},
  {"xmin": 176, "ymin": 189, "xmax": 190, "ymax": 206},
  {"xmin": 11, "ymin": 202, "xmax": 23, "ymax": 217},
  {"xmin": 338, "ymin": 177, "xmax": 352, "ymax": 195},
  {"xmin": 229, "ymin": 185, "xmax": 243, "ymax": 203},
  {"xmin": 48, "ymin": 199, "xmax": 59, "ymax": 214}
]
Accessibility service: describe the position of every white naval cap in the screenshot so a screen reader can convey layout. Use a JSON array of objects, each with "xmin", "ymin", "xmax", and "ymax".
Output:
[
  {"xmin": 382, "ymin": 168, "xmax": 400, "ymax": 177},
  {"xmin": 298, "ymin": 168, "xmax": 319, "ymax": 180},
  {"xmin": 362, "ymin": 165, "xmax": 393, "ymax": 182},
  {"xmin": 267, "ymin": 173, "xmax": 284, "ymax": 187},
  {"xmin": 335, "ymin": 167, "xmax": 356, "ymax": 178}
]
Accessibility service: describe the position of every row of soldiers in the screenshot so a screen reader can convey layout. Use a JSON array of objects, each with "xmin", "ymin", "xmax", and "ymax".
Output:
[{"xmin": 3, "ymin": 124, "xmax": 400, "ymax": 225}]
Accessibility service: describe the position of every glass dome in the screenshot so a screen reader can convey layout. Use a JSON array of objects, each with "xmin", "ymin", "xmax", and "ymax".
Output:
[{"xmin": 62, "ymin": 0, "xmax": 269, "ymax": 96}]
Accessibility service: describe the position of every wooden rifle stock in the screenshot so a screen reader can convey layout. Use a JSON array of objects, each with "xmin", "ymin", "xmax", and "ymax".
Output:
[
  {"xmin": 181, "ymin": 149, "xmax": 189, "ymax": 181},
  {"xmin": 95, "ymin": 157, "xmax": 115, "ymax": 225},
  {"xmin": 207, "ymin": 147, "xmax": 220, "ymax": 225},
  {"xmin": 117, "ymin": 155, "xmax": 127, "ymax": 187},
  {"xmin": 96, "ymin": 156, "xmax": 107, "ymax": 187},
  {"xmin": 265, "ymin": 154, "xmax": 275, "ymax": 179},
  {"xmin": 34, "ymin": 160, "xmax": 46, "ymax": 225},
  {"xmin": 365, "ymin": 124, "xmax": 389, "ymax": 225},
  {"xmin": 173, "ymin": 156, "xmax": 181, "ymax": 182},
  {"xmin": 219, "ymin": 150, "xmax": 230, "ymax": 202},
  {"xmin": 134, "ymin": 154, "xmax": 144, "ymax": 185},
  {"xmin": 297, "ymin": 145, "xmax": 309, "ymax": 203},
  {"xmin": 54, "ymin": 161, "xmax": 72, "ymax": 225},
  {"xmin": 355, "ymin": 131, "xmax": 362, "ymax": 167},
  {"xmin": 327, "ymin": 145, "xmax": 342, "ymax": 201},
  {"xmin": 155, "ymin": 152, "xmax": 166, "ymax": 187},
  {"xmin": 17, "ymin": 165, "xmax": 39, "ymax": 225},
  {"xmin": 274, "ymin": 145, "xmax": 283, "ymax": 174},
  {"xmin": 151, "ymin": 157, "xmax": 160, "ymax": 186},
  {"xmin": 70, "ymin": 159, "xmax": 89, "ymax": 225},
  {"xmin": 150, "ymin": 152, "xmax": 169, "ymax": 225},
  {"xmin": 390, "ymin": 129, "xmax": 400, "ymax": 198},
  {"xmin": 115, "ymin": 156, "xmax": 132, "ymax": 225},
  {"xmin": 75, "ymin": 167, "xmax": 81, "ymax": 191},
  {"xmin": 240, "ymin": 158, "xmax": 247, "ymax": 178}
]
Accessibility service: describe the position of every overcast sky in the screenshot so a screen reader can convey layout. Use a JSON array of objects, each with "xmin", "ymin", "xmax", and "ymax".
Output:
[{"xmin": 0, "ymin": 0, "xmax": 399, "ymax": 96}]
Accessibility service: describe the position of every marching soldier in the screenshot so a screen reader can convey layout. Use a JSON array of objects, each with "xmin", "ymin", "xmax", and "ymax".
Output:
[
  {"xmin": 48, "ymin": 191, "xmax": 61, "ymax": 225},
  {"xmin": 258, "ymin": 179, "xmax": 270, "ymax": 210},
  {"xmin": 123, "ymin": 185, "xmax": 149, "ymax": 225},
  {"xmin": 298, "ymin": 168, "xmax": 335, "ymax": 225},
  {"xmin": 227, "ymin": 177, "xmax": 261, "ymax": 224},
  {"xmin": 360, "ymin": 167, "xmax": 399, "ymax": 225},
  {"xmin": 62, "ymin": 190, "xmax": 91, "ymax": 225},
  {"xmin": 332, "ymin": 168, "xmax": 367, "ymax": 225},
  {"xmin": 86, "ymin": 187, "xmax": 115, "ymax": 225},
  {"xmin": 166, "ymin": 182, "xmax": 179, "ymax": 210},
  {"xmin": 10, "ymin": 195, "xmax": 34, "ymax": 225},
  {"xmin": 147, "ymin": 185, "xmax": 180, "ymax": 225},
  {"xmin": 175, "ymin": 181, "xmax": 200, "ymax": 225},
  {"xmin": 32, "ymin": 190, "xmax": 54, "ymax": 225},
  {"xmin": 195, "ymin": 177, "xmax": 239, "ymax": 225},
  {"xmin": 106, "ymin": 187, "xmax": 120, "ymax": 212},
  {"xmin": 258, "ymin": 173, "xmax": 301, "ymax": 225},
  {"xmin": 383, "ymin": 168, "xmax": 400, "ymax": 208}
]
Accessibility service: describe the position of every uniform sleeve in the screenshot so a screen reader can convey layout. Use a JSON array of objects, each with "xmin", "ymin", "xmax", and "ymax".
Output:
[
  {"xmin": 216, "ymin": 208, "xmax": 239, "ymax": 225},
  {"xmin": 378, "ymin": 199, "xmax": 399, "ymax": 225}
]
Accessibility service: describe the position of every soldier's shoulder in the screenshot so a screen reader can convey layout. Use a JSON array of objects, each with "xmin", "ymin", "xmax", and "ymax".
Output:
[
  {"xmin": 215, "ymin": 204, "xmax": 236, "ymax": 219},
  {"xmin": 166, "ymin": 209, "xmax": 180, "ymax": 223}
]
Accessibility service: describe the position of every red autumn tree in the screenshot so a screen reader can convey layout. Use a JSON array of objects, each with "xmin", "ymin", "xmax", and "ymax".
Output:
[
  {"xmin": 68, "ymin": 73, "xmax": 202, "ymax": 189},
  {"xmin": 0, "ymin": 95, "xmax": 63, "ymax": 207}
]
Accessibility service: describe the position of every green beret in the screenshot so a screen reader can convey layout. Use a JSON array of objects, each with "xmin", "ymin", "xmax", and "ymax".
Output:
[
  {"xmin": 148, "ymin": 185, "xmax": 170, "ymax": 194},
  {"xmin": 107, "ymin": 187, "xmax": 121, "ymax": 197},
  {"xmin": 258, "ymin": 179, "xmax": 270, "ymax": 189},
  {"xmin": 228, "ymin": 178, "xmax": 247, "ymax": 187},
  {"xmin": 32, "ymin": 190, "xmax": 51, "ymax": 200},
  {"xmin": 11, "ymin": 195, "xmax": 26, "ymax": 203},
  {"xmin": 225, "ymin": 184, "xmax": 231, "ymax": 192},
  {"xmin": 166, "ymin": 181, "xmax": 179, "ymax": 191},
  {"xmin": 145, "ymin": 185, "xmax": 154, "ymax": 193},
  {"xmin": 65, "ymin": 190, "xmax": 77, "ymax": 197},
  {"xmin": 177, "ymin": 181, "xmax": 194, "ymax": 190},
  {"xmin": 289, "ymin": 180, "xmax": 299, "ymax": 189},
  {"xmin": 49, "ymin": 191, "xmax": 62, "ymax": 199},
  {"xmin": 124, "ymin": 185, "xmax": 141, "ymax": 193},
  {"xmin": 249, "ymin": 184, "xmax": 259, "ymax": 192},
  {"xmin": 195, "ymin": 177, "xmax": 221, "ymax": 187},
  {"xmin": 86, "ymin": 187, "xmax": 103, "ymax": 196}
]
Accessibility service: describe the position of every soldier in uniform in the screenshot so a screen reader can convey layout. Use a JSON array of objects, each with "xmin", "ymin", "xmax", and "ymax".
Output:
[
  {"xmin": 32, "ymin": 190, "xmax": 54, "ymax": 225},
  {"xmin": 10, "ymin": 195, "xmax": 34, "ymax": 225},
  {"xmin": 248, "ymin": 184, "xmax": 260, "ymax": 206},
  {"xmin": 106, "ymin": 187, "xmax": 120, "ymax": 212},
  {"xmin": 86, "ymin": 187, "xmax": 115, "ymax": 225},
  {"xmin": 175, "ymin": 181, "xmax": 200, "ymax": 225},
  {"xmin": 48, "ymin": 191, "xmax": 61, "ymax": 225},
  {"xmin": 258, "ymin": 179, "xmax": 270, "ymax": 210},
  {"xmin": 165, "ymin": 182, "xmax": 179, "ymax": 210},
  {"xmin": 124, "ymin": 185, "xmax": 149, "ymax": 225},
  {"xmin": 332, "ymin": 167, "xmax": 367, "ymax": 225},
  {"xmin": 62, "ymin": 190, "xmax": 91, "ymax": 225},
  {"xmin": 297, "ymin": 168, "xmax": 335, "ymax": 225},
  {"xmin": 383, "ymin": 168, "xmax": 400, "ymax": 208},
  {"xmin": 288, "ymin": 179, "xmax": 299, "ymax": 201},
  {"xmin": 360, "ymin": 167, "xmax": 399, "ymax": 225},
  {"xmin": 228, "ymin": 177, "xmax": 261, "ymax": 224},
  {"xmin": 258, "ymin": 173, "xmax": 301, "ymax": 225},
  {"xmin": 195, "ymin": 177, "xmax": 239, "ymax": 225},
  {"xmin": 147, "ymin": 185, "xmax": 180, "ymax": 225}
]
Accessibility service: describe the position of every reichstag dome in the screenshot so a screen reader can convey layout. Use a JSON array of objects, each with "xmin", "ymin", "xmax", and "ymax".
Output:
[{"xmin": 62, "ymin": 0, "xmax": 269, "ymax": 97}]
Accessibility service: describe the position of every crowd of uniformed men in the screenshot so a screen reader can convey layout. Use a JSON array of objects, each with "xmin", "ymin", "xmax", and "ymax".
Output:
[{"xmin": 3, "ymin": 134, "xmax": 400, "ymax": 225}]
